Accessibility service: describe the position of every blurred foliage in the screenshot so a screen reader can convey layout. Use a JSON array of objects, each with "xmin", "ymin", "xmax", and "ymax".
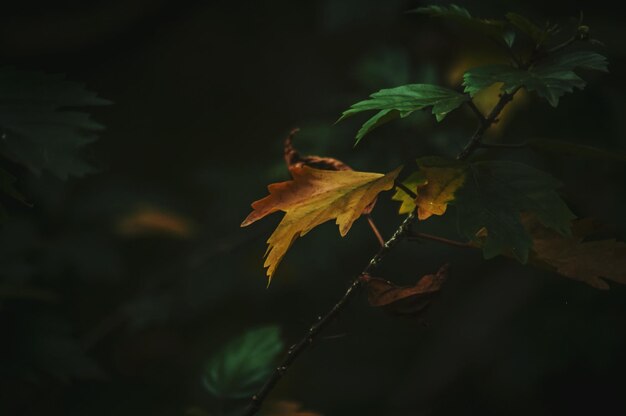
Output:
[{"xmin": 1, "ymin": 1, "xmax": 626, "ymax": 416}]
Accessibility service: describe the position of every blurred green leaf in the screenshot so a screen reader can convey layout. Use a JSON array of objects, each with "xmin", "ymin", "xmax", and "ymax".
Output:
[
  {"xmin": 463, "ymin": 51, "xmax": 608, "ymax": 106},
  {"xmin": 0, "ymin": 166, "xmax": 26, "ymax": 204},
  {"xmin": 0, "ymin": 67, "xmax": 111, "ymax": 179},
  {"xmin": 453, "ymin": 160, "xmax": 575, "ymax": 262},
  {"xmin": 503, "ymin": 31, "xmax": 516, "ymax": 48},
  {"xmin": 204, "ymin": 326, "xmax": 283, "ymax": 399},
  {"xmin": 339, "ymin": 84, "xmax": 468, "ymax": 144}
]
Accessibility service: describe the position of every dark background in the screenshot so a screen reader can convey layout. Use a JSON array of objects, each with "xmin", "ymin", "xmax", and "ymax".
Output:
[{"xmin": 1, "ymin": 1, "xmax": 626, "ymax": 415}]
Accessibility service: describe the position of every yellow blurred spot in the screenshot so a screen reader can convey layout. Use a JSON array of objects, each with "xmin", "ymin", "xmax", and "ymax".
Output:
[
  {"xmin": 116, "ymin": 205, "xmax": 193, "ymax": 238},
  {"xmin": 447, "ymin": 54, "xmax": 528, "ymax": 136}
]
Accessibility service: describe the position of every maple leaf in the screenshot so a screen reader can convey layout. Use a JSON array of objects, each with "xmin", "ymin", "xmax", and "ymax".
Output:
[
  {"xmin": 242, "ymin": 165, "xmax": 402, "ymax": 281},
  {"xmin": 360, "ymin": 264, "xmax": 448, "ymax": 316},
  {"xmin": 526, "ymin": 218, "xmax": 626, "ymax": 289},
  {"xmin": 391, "ymin": 172, "xmax": 426, "ymax": 215},
  {"xmin": 413, "ymin": 157, "xmax": 466, "ymax": 220},
  {"xmin": 391, "ymin": 157, "xmax": 466, "ymax": 220}
]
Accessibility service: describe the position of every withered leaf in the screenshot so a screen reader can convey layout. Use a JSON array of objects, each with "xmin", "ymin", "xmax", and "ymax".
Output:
[
  {"xmin": 526, "ymin": 218, "xmax": 626, "ymax": 289},
  {"xmin": 242, "ymin": 165, "xmax": 401, "ymax": 281},
  {"xmin": 361, "ymin": 264, "xmax": 448, "ymax": 316},
  {"xmin": 284, "ymin": 128, "xmax": 351, "ymax": 171}
]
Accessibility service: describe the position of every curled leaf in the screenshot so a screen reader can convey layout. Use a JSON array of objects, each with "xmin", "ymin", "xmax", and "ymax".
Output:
[
  {"xmin": 284, "ymin": 128, "xmax": 351, "ymax": 171},
  {"xmin": 360, "ymin": 264, "xmax": 448, "ymax": 316}
]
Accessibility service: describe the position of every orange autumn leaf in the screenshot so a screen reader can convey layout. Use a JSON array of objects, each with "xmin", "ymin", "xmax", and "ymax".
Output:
[
  {"xmin": 116, "ymin": 206, "xmax": 193, "ymax": 238},
  {"xmin": 360, "ymin": 264, "xmax": 448, "ymax": 316},
  {"xmin": 242, "ymin": 165, "xmax": 402, "ymax": 281}
]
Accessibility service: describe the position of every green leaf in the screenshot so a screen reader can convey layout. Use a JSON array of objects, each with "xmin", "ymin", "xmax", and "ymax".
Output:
[
  {"xmin": 203, "ymin": 326, "xmax": 283, "ymax": 399},
  {"xmin": 454, "ymin": 161, "xmax": 575, "ymax": 262},
  {"xmin": 0, "ymin": 167, "xmax": 26, "ymax": 204},
  {"xmin": 411, "ymin": 4, "xmax": 507, "ymax": 41},
  {"xmin": 463, "ymin": 51, "xmax": 608, "ymax": 106},
  {"xmin": 505, "ymin": 12, "xmax": 547, "ymax": 43},
  {"xmin": 339, "ymin": 84, "xmax": 468, "ymax": 144},
  {"xmin": 0, "ymin": 67, "xmax": 111, "ymax": 179},
  {"xmin": 503, "ymin": 31, "xmax": 516, "ymax": 48},
  {"xmin": 355, "ymin": 109, "xmax": 412, "ymax": 145},
  {"xmin": 527, "ymin": 139, "xmax": 626, "ymax": 162}
]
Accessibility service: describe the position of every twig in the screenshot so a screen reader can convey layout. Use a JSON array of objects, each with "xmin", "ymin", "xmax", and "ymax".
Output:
[
  {"xmin": 408, "ymin": 232, "xmax": 475, "ymax": 249},
  {"xmin": 466, "ymin": 100, "xmax": 487, "ymax": 125},
  {"xmin": 366, "ymin": 214, "xmax": 385, "ymax": 247},
  {"xmin": 242, "ymin": 212, "xmax": 417, "ymax": 416},
  {"xmin": 243, "ymin": 66, "xmax": 522, "ymax": 416},
  {"xmin": 457, "ymin": 87, "xmax": 521, "ymax": 160}
]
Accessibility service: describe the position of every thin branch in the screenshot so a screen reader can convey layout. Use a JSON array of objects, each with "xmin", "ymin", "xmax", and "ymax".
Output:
[
  {"xmin": 244, "ymin": 68, "xmax": 523, "ymax": 415},
  {"xmin": 242, "ymin": 212, "xmax": 417, "ymax": 416},
  {"xmin": 366, "ymin": 214, "xmax": 385, "ymax": 247},
  {"xmin": 457, "ymin": 87, "xmax": 521, "ymax": 161},
  {"xmin": 408, "ymin": 232, "xmax": 475, "ymax": 249},
  {"xmin": 466, "ymin": 100, "xmax": 487, "ymax": 125}
]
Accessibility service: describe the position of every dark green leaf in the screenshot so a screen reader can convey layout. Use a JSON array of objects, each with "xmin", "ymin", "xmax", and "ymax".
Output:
[
  {"xmin": 503, "ymin": 31, "xmax": 516, "ymax": 48},
  {"xmin": 506, "ymin": 12, "xmax": 547, "ymax": 43},
  {"xmin": 463, "ymin": 51, "xmax": 608, "ymax": 106},
  {"xmin": 0, "ymin": 167, "xmax": 26, "ymax": 204},
  {"xmin": 454, "ymin": 160, "xmax": 575, "ymax": 262},
  {"xmin": 203, "ymin": 326, "xmax": 283, "ymax": 399},
  {"xmin": 339, "ymin": 84, "xmax": 468, "ymax": 144},
  {"xmin": 527, "ymin": 139, "xmax": 626, "ymax": 162},
  {"xmin": 411, "ymin": 4, "xmax": 507, "ymax": 41},
  {"xmin": 0, "ymin": 68, "xmax": 111, "ymax": 179}
]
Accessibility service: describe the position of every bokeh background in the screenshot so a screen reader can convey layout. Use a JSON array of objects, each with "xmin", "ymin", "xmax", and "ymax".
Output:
[{"xmin": 1, "ymin": 0, "xmax": 626, "ymax": 415}]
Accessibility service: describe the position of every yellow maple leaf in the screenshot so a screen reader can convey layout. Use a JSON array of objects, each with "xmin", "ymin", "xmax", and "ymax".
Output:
[
  {"xmin": 392, "ymin": 159, "xmax": 466, "ymax": 220},
  {"xmin": 391, "ymin": 172, "xmax": 426, "ymax": 215},
  {"xmin": 415, "ymin": 163, "xmax": 466, "ymax": 220},
  {"xmin": 242, "ymin": 165, "xmax": 402, "ymax": 281}
]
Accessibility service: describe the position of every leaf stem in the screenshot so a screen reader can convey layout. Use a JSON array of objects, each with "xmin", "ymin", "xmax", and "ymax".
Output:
[
  {"xmin": 466, "ymin": 99, "xmax": 487, "ymax": 124},
  {"xmin": 395, "ymin": 181, "xmax": 418, "ymax": 200},
  {"xmin": 366, "ymin": 214, "xmax": 386, "ymax": 247}
]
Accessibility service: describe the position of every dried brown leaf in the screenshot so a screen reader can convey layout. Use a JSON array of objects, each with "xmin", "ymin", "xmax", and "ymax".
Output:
[{"xmin": 361, "ymin": 264, "xmax": 448, "ymax": 316}]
